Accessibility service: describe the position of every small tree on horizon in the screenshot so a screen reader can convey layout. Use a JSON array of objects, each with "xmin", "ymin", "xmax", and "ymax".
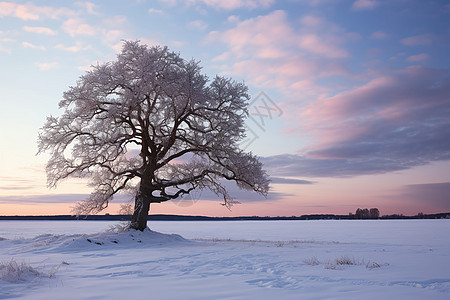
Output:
[
  {"xmin": 355, "ymin": 208, "xmax": 380, "ymax": 219},
  {"xmin": 38, "ymin": 40, "xmax": 270, "ymax": 231},
  {"xmin": 369, "ymin": 208, "xmax": 380, "ymax": 219},
  {"xmin": 355, "ymin": 208, "xmax": 369, "ymax": 219}
]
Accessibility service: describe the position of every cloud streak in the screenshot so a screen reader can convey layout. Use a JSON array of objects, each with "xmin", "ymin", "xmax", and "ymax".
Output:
[
  {"xmin": 270, "ymin": 177, "xmax": 315, "ymax": 185},
  {"xmin": 22, "ymin": 41, "xmax": 46, "ymax": 50},
  {"xmin": 401, "ymin": 182, "xmax": 450, "ymax": 211},
  {"xmin": 35, "ymin": 62, "xmax": 59, "ymax": 71},
  {"xmin": 263, "ymin": 66, "xmax": 450, "ymax": 178},
  {"xmin": 23, "ymin": 26, "xmax": 57, "ymax": 35},
  {"xmin": 55, "ymin": 42, "xmax": 91, "ymax": 52},
  {"xmin": 406, "ymin": 53, "xmax": 429, "ymax": 62},
  {"xmin": 159, "ymin": 0, "xmax": 274, "ymax": 10},
  {"xmin": 351, "ymin": 0, "xmax": 379, "ymax": 11},
  {"xmin": 0, "ymin": 2, "xmax": 75, "ymax": 20},
  {"xmin": 202, "ymin": 7, "xmax": 450, "ymax": 180},
  {"xmin": 401, "ymin": 34, "xmax": 434, "ymax": 46},
  {"xmin": 0, "ymin": 193, "xmax": 131, "ymax": 205},
  {"xmin": 0, "ymin": 177, "xmax": 37, "ymax": 191}
]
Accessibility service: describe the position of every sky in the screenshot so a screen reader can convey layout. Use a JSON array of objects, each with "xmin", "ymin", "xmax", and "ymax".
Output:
[{"xmin": 1, "ymin": 0, "xmax": 450, "ymax": 217}]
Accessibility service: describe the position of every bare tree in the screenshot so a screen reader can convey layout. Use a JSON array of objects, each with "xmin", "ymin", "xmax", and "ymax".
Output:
[
  {"xmin": 355, "ymin": 208, "xmax": 380, "ymax": 219},
  {"xmin": 38, "ymin": 41, "xmax": 270, "ymax": 231},
  {"xmin": 369, "ymin": 208, "xmax": 380, "ymax": 219},
  {"xmin": 355, "ymin": 208, "xmax": 370, "ymax": 219}
]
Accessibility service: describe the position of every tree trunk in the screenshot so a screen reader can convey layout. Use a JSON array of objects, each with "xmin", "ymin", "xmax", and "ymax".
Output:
[{"xmin": 130, "ymin": 191, "xmax": 151, "ymax": 231}]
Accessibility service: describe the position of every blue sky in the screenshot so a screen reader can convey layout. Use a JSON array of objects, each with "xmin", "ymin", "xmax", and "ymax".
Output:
[{"xmin": 1, "ymin": 0, "xmax": 450, "ymax": 216}]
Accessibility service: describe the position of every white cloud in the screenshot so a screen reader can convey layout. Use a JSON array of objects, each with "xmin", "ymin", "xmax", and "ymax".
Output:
[
  {"xmin": 112, "ymin": 41, "xmax": 126, "ymax": 53},
  {"xmin": 0, "ymin": 37, "xmax": 15, "ymax": 53},
  {"xmin": 99, "ymin": 17, "xmax": 127, "ymax": 46},
  {"xmin": 23, "ymin": 26, "xmax": 57, "ymax": 35},
  {"xmin": 77, "ymin": 62, "xmax": 97, "ymax": 72},
  {"xmin": 55, "ymin": 42, "xmax": 91, "ymax": 52},
  {"xmin": 227, "ymin": 15, "xmax": 240, "ymax": 23},
  {"xmin": 102, "ymin": 29, "xmax": 124, "ymax": 44},
  {"xmin": 140, "ymin": 38, "xmax": 162, "ymax": 48},
  {"xmin": 62, "ymin": 18, "xmax": 96, "ymax": 37},
  {"xmin": 75, "ymin": 1, "xmax": 99, "ymax": 15},
  {"xmin": 102, "ymin": 15, "xmax": 127, "ymax": 28},
  {"xmin": 35, "ymin": 62, "xmax": 59, "ymax": 71},
  {"xmin": 188, "ymin": 20, "xmax": 208, "ymax": 30},
  {"xmin": 169, "ymin": 40, "xmax": 184, "ymax": 47},
  {"xmin": 0, "ymin": 45, "xmax": 11, "ymax": 53},
  {"xmin": 111, "ymin": 38, "xmax": 161, "ymax": 55},
  {"xmin": 22, "ymin": 41, "xmax": 46, "ymax": 50},
  {"xmin": 148, "ymin": 8, "xmax": 164, "ymax": 14}
]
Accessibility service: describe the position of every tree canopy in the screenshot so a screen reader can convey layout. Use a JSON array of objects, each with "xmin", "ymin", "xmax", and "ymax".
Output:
[{"xmin": 38, "ymin": 40, "xmax": 270, "ymax": 230}]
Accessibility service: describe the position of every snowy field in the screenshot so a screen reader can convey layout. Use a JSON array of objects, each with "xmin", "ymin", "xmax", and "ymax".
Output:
[{"xmin": 1, "ymin": 220, "xmax": 449, "ymax": 299}]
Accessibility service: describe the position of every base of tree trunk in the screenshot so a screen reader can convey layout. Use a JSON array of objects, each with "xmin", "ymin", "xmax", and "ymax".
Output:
[{"xmin": 130, "ymin": 194, "xmax": 151, "ymax": 231}]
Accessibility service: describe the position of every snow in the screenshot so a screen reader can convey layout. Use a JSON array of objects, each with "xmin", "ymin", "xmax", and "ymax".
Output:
[{"xmin": 1, "ymin": 220, "xmax": 449, "ymax": 299}]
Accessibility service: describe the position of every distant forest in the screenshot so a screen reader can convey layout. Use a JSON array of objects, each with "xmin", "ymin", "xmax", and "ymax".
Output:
[{"xmin": 1, "ymin": 209, "xmax": 449, "ymax": 221}]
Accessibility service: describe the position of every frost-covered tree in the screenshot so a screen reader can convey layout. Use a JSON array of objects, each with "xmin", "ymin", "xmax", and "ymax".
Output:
[{"xmin": 38, "ymin": 41, "xmax": 269, "ymax": 231}]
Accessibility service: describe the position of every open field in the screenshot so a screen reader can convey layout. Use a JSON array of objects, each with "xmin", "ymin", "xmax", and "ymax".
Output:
[{"xmin": 1, "ymin": 220, "xmax": 449, "ymax": 299}]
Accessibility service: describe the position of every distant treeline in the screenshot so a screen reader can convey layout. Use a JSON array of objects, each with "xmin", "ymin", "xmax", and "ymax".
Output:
[{"xmin": 0, "ymin": 212, "xmax": 449, "ymax": 221}]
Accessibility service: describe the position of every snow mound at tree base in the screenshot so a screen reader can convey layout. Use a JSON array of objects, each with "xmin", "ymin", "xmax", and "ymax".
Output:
[
  {"xmin": 5, "ymin": 228, "xmax": 191, "ymax": 254},
  {"xmin": 59, "ymin": 228, "xmax": 190, "ymax": 251}
]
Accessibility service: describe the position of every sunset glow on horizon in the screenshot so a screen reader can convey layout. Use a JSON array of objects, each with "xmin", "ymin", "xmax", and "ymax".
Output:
[{"xmin": 1, "ymin": 0, "xmax": 450, "ymax": 217}]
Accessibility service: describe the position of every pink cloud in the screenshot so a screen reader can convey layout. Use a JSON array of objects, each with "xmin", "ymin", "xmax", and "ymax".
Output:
[
  {"xmin": 62, "ymin": 18, "xmax": 96, "ymax": 37},
  {"xmin": 370, "ymin": 31, "xmax": 389, "ymax": 39},
  {"xmin": 227, "ymin": 15, "xmax": 240, "ymax": 23},
  {"xmin": 75, "ymin": 2, "xmax": 99, "ymax": 15},
  {"xmin": 22, "ymin": 41, "xmax": 46, "ymax": 50},
  {"xmin": 159, "ymin": 0, "xmax": 274, "ymax": 10},
  {"xmin": 406, "ymin": 53, "xmax": 429, "ymax": 62},
  {"xmin": 0, "ymin": 2, "xmax": 74, "ymax": 20},
  {"xmin": 23, "ymin": 26, "xmax": 57, "ymax": 35},
  {"xmin": 103, "ymin": 29, "xmax": 124, "ymax": 44},
  {"xmin": 0, "ymin": 2, "xmax": 15, "ymax": 16},
  {"xmin": 0, "ymin": 37, "xmax": 14, "ymax": 53},
  {"xmin": 208, "ymin": 10, "xmax": 351, "ymax": 60},
  {"xmin": 207, "ymin": 10, "xmax": 352, "ymax": 98},
  {"xmin": 35, "ymin": 62, "xmax": 59, "ymax": 71},
  {"xmin": 306, "ymin": 76, "xmax": 395, "ymax": 120},
  {"xmin": 55, "ymin": 42, "xmax": 91, "ymax": 52},
  {"xmin": 352, "ymin": 0, "xmax": 379, "ymax": 11},
  {"xmin": 296, "ymin": 66, "xmax": 450, "ymax": 165},
  {"xmin": 0, "ymin": 2, "xmax": 38, "ymax": 20},
  {"xmin": 148, "ymin": 8, "xmax": 164, "ymax": 14},
  {"xmin": 207, "ymin": 10, "xmax": 294, "ymax": 59},
  {"xmin": 300, "ymin": 15, "xmax": 323, "ymax": 28},
  {"xmin": 299, "ymin": 34, "xmax": 348, "ymax": 58},
  {"xmin": 188, "ymin": 20, "xmax": 208, "ymax": 31},
  {"xmin": 401, "ymin": 34, "xmax": 433, "ymax": 46}
]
